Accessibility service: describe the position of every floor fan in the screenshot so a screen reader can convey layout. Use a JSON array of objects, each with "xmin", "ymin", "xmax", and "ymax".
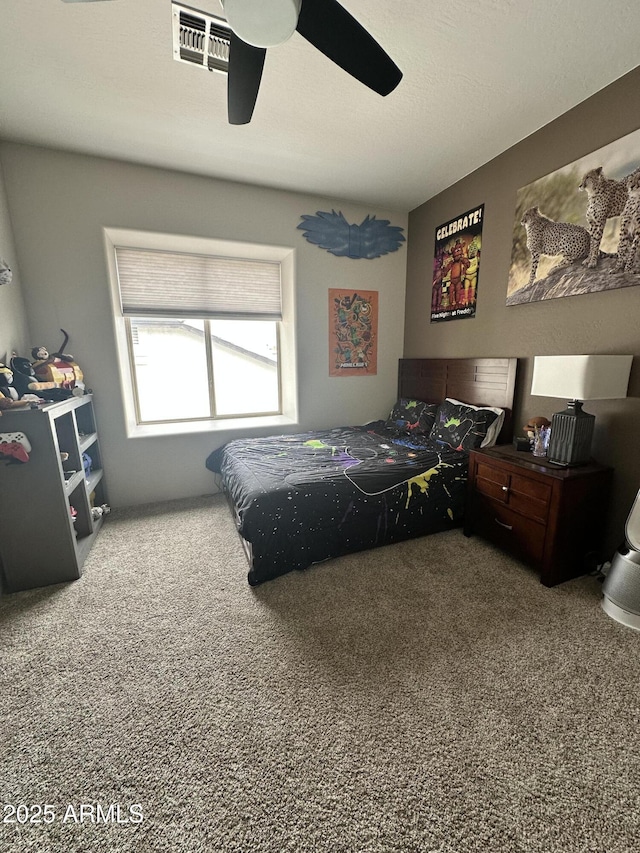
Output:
[{"xmin": 602, "ymin": 488, "xmax": 640, "ymax": 631}]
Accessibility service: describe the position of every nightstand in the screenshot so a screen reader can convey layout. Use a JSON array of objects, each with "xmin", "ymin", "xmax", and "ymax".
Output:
[{"xmin": 464, "ymin": 444, "xmax": 613, "ymax": 586}]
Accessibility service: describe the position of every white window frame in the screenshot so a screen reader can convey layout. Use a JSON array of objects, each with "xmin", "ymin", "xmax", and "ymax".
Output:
[{"xmin": 104, "ymin": 227, "xmax": 298, "ymax": 438}]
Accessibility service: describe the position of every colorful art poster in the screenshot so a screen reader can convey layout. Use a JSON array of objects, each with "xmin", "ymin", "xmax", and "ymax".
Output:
[
  {"xmin": 431, "ymin": 204, "xmax": 484, "ymax": 323},
  {"xmin": 329, "ymin": 289, "xmax": 378, "ymax": 377},
  {"xmin": 507, "ymin": 127, "xmax": 640, "ymax": 305}
]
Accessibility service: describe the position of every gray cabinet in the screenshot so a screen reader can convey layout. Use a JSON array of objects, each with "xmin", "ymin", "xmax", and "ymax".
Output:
[{"xmin": 0, "ymin": 395, "xmax": 107, "ymax": 592}]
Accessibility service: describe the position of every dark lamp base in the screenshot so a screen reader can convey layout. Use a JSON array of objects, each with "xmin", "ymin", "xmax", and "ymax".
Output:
[{"xmin": 547, "ymin": 400, "xmax": 595, "ymax": 467}]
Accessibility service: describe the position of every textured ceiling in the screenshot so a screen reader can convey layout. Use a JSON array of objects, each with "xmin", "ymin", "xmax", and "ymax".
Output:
[{"xmin": 1, "ymin": 1, "xmax": 640, "ymax": 210}]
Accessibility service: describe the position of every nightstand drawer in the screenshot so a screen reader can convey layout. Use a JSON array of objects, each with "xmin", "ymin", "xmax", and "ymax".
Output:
[
  {"xmin": 506, "ymin": 472, "xmax": 551, "ymax": 524},
  {"xmin": 476, "ymin": 461, "xmax": 551, "ymax": 524},
  {"xmin": 476, "ymin": 461, "xmax": 510, "ymax": 501},
  {"xmin": 473, "ymin": 496, "xmax": 546, "ymax": 565}
]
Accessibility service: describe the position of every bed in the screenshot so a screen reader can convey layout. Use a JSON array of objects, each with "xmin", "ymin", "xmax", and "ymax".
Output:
[{"xmin": 206, "ymin": 357, "xmax": 518, "ymax": 585}]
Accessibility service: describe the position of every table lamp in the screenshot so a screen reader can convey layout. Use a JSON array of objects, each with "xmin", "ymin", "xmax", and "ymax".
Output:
[{"xmin": 531, "ymin": 355, "xmax": 633, "ymax": 466}]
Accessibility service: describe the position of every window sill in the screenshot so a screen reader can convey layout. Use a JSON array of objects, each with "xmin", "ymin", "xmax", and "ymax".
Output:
[{"xmin": 127, "ymin": 413, "xmax": 299, "ymax": 439}]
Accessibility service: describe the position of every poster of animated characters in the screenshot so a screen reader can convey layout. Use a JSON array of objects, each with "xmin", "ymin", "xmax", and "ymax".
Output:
[
  {"xmin": 329, "ymin": 289, "xmax": 378, "ymax": 377},
  {"xmin": 431, "ymin": 204, "xmax": 484, "ymax": 323}
]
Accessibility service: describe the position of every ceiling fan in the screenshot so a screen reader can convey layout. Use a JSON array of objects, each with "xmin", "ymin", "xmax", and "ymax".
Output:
[{"xmin": 61, "ymin": 0, "xmax": 403, "ymax": 125}]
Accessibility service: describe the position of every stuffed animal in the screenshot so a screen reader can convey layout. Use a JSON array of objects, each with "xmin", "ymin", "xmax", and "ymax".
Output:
[
  {"xmin": 31, "ymin": 329, "xmax": 84, "ymax": 391},
  {"xmin": 91, "ymin": 504, "xmax": 111, "ymax": 521},
  {"xmin": 0, "ymin": 364, "xmax": 33, "ymax": 412},
  {"xmin": 9, "ymin": 356, "xmax": 58, "ymax": 398},
  {"xmin": 523, "ymin": 416, "xmax": 551, "ymax": 439},
  {"xmin": 0, "ymin": 363, "xmax": 19, "ymax": 401}
]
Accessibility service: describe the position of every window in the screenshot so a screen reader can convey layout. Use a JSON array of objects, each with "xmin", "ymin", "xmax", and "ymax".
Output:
[
  {"xmin": 104, "ymin": 230, "xmax": 297, "ymax": 436},
  {"xmin": 127, "ymin": 317, "xmax": 280, "ymax": 422}
]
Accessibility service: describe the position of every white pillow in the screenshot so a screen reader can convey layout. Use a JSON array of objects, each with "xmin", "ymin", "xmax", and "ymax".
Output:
[{"xmin": 445, "ymin": 398, "xmax": 505, "ymax": 447}]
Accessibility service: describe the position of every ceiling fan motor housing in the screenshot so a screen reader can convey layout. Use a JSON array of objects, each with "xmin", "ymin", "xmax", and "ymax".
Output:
[{"xmin": 222, "ymin": 0, "xmax": 302, "ymax": 47}]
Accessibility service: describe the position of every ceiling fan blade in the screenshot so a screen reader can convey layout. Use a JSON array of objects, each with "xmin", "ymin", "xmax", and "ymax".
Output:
[
  {"xmin": 296, "ymin": 0, "xmax": 402, "ymax": 96},
  {"xmin": 227, "ymin": 32, "xmax": 267, "ymax": 125}
]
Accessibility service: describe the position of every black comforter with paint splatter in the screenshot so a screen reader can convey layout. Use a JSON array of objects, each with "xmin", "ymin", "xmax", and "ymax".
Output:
[{"xmin": 205, "ymin": 422, "xmax": 469, "ymax": 585}]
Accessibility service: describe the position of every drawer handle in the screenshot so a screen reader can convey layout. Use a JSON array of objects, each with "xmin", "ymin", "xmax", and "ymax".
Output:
[
  {"xmin": 501, "ymin": 486, "xmax": 508, "ymax": 492},
  {"xmin": 494, "ymin": 518, "xmax": 513, "ymax": 531}
]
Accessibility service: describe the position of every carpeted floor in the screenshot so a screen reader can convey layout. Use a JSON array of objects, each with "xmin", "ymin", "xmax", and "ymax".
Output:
[{"xmin": 1, "ymin": 494, "xmax": 639, "ymax": 853}]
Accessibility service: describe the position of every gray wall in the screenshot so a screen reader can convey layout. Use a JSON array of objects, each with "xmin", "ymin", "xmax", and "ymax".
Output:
[
  {"xmin": 404, "ymin": 66, "xmax": 640, "ymax": 557},
  {"xmin": 0, "ymin": 161, "xmax": 31, "ymax": 362},
  {"xmin": 0, "ymin": 144, "xmax": 407, "ymax": 507}
]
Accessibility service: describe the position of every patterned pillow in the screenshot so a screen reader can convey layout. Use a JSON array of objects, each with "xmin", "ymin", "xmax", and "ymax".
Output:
[
  {"xmin": 430, "ymin": 399, "xmax": 500, "ymax": 451},
  {"xmin": 445, "ymin": 398, "xmax": 505, "ymax": 447},
  {"xmin": 385, "ymin": 399, "xmax": 438, "ymax": 435}
]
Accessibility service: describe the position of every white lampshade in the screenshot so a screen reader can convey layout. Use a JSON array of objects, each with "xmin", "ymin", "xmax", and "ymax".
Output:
[{"xmin": 531, "ymin": 355, "xmax": 633, "ymax": 401}]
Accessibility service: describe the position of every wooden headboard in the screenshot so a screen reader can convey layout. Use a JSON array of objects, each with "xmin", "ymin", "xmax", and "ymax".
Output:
[{"xmin": 398, "ymin": 357, "xmax": 518, "ymax": 444}]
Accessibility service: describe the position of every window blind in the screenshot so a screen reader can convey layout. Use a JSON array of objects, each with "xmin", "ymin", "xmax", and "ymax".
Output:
[{"xmin": 115, "ymin": 247, "xmax": 282, "ymax": 320}]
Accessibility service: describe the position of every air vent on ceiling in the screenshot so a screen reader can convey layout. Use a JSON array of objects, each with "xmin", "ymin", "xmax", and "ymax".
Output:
[{"xmin": 171, "ymin": 2, "xmax": 230, "ymax": 74}]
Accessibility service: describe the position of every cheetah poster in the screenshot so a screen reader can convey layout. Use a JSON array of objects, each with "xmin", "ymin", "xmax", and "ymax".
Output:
[
  {"xmin": 431, "ymin": 204, "xmax": 484, "ymax": 323},
  {"xmin": 507, "ymin": 127, "xmax": 640, "ymax": 305},
  {"xmin": 329, "ymin": 289, "xmax": 378, "ymax": 377}
]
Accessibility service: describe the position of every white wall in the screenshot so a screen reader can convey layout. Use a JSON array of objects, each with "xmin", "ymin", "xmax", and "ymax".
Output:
[
  {"xmin": 0, "ymin": 143, "xmax": 407, "ymax": 507},
  {"xmin": 0, "ymin": 161, "xmax": 31, "ymax": 362}
]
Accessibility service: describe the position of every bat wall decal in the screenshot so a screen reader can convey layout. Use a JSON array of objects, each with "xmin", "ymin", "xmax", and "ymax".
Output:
[{"xmin": 297, "ymin": 210, "xmax": 405, "ymax": 259}]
